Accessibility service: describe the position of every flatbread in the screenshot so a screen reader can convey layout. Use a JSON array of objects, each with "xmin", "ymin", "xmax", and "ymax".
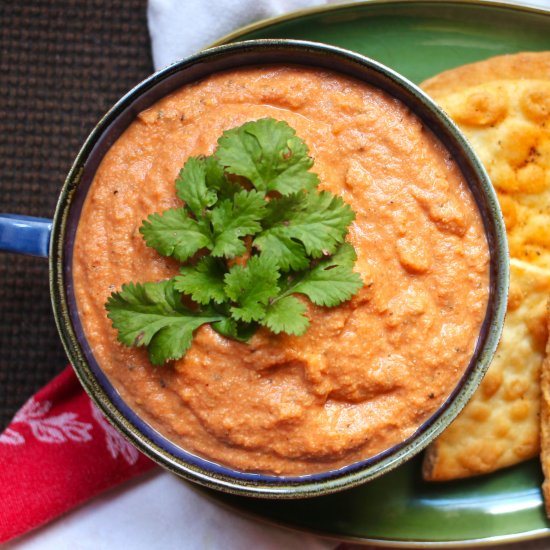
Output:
[
  {"xmin": 540, "ymin": 301, "xmax": 550, "ymax": 516},
  {"xmin": 420, "ymin": 52, "xmax": 550, "ymax": 480},
  {"xmin": 423, "ymin": 259, "xmax": 550, "ymax": 480},
  {"xmin": 422, "ymin": 52, "xmax": 550, "ymax": 268}
]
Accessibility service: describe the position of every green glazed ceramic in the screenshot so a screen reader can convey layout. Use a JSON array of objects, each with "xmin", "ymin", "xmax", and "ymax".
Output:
[
  {"xmin": 49, "ymin": 38, "xmax": 507, "ymax": 501},
  {"xmin": 201, "ymin": 0, "xmax": 549, "ymax": 546}
]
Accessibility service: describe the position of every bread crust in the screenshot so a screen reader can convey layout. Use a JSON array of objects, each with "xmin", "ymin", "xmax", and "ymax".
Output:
[{"xmin": 422, "ymin": 52, "xmax": 550, "ymax": 96}]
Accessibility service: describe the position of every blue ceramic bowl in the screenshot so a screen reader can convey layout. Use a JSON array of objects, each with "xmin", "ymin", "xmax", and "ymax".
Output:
[{"xmin": 0, "ymin": 40, "xmax": 508, "ymax": 498}]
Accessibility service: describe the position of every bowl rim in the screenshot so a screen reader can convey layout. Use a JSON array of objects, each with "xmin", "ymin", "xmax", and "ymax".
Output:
[{"xmin": 49, "ymin": 38, "xmax": 509, "ymax": 498}]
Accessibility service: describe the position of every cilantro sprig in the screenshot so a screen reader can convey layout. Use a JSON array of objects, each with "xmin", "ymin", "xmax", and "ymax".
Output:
[{"xmin": 106, "ymin": 118, "xmax": 363, "ymax": 365}]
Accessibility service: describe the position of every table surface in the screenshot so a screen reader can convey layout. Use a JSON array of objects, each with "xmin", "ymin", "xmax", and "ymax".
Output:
[
  {"xmin": 0, "ymin": 0, "xmax": 153, "ymax": 429},
  {"xmin": 2, "ymin": 1, "xmax": 550, "ymax": 549}
]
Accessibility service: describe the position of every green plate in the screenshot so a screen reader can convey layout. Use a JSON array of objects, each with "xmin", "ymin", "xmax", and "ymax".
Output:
[{"xmin": 207, "ymin": 0, "xmax": 550, "ymax": 547}]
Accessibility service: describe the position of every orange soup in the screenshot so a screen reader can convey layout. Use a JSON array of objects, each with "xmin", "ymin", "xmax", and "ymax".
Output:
[{"xmin": 73, "ymin": 67, "xmax": 489, "ymax": 475}]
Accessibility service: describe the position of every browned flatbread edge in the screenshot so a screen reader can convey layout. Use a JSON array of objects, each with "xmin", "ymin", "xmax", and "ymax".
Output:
[
  {"xmin": 540, "ymin": 300, "xmax": 550, "ymax": 517},
  {"xmin": 421, "ymin": 52, "xmax": 550, "ymax": 95}
]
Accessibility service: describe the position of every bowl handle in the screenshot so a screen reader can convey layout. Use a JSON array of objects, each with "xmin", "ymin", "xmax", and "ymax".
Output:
[{"xmin": 0, "ymin": 214, "xmax": 52, "ymax": 258}]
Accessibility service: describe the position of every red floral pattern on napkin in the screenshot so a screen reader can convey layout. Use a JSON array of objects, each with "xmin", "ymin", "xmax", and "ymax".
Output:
[{"xmin": 0, "ymin": 367, "xmax": 155, "ymax": 543}]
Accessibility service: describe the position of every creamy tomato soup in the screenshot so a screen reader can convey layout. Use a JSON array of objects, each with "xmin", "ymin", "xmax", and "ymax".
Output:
[{"xmin": 73, "ymin": 67, "xmax": 489, "ymax": 475}]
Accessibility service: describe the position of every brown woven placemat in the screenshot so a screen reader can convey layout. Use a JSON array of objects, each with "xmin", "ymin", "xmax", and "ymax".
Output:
[{"xmin": 0, "ymin": 0, "xmax": 153, "ymax": 429}]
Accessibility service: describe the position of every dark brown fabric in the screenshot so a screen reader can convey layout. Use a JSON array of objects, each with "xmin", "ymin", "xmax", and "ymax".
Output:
[{"xmin": 0, "ymin": 0, "xmax": 153, "ymax": 429}]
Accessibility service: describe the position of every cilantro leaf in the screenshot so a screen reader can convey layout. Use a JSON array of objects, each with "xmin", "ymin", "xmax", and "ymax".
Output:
[
  {"xmin": 175, "ymin": 157, "xmax": 217, "ymax": 217},
  {"xmin": 224, "ymin": 255, "xmax": 280, "ymax": 322},
  {"xmin": 210, "ymin": 316, "xmax": 239, "ymax": 339},
  {"xmin": 106, "ymin": 280, "xmax": 222, "ymax": 365},
  {"xmin": 203, "ymin": 155, "xmax": 242, "ymax": 200},
  {"xmin": 254, "ymin": 233, "xmax": 309, "ymax": 272},
  {"xmin": 254, "ymin": 190, "xmax": 355, "ymax": 267},
  {"xmin": 289, "ymin": 243, "xmax": 363, "ymax": 307},
  {"xmin": 254, "ymin": 192, "xmax": 309, "ymax": 270},
  {"xmin": 210, "ymin": 189, "xmax": 266, "ymax": 257},
  {"xmin": 283, "ymin": 191, "xmax": 355, "ymax": 256},
  {"xmin": 326, "ymin": 240, "xmax": 358, "ymax": 267},
  {"xmin": 261, "ymin": 295, "xmax": 309, "ymax": 335},
  {"xmin": 107, "ymin": 117, "xmax": 364, "ymax": 364},
  {"xmin": 140, "ymin": 208, "xmax": 212, "ymax": 262},
  {"xmin": 210, "ymin": 316, "xmax": 257, "ymax": 342},
  {"xmin": 216, "ymin": 118, "xmax": 319, "ymax": 195},
  {"xmin": 261, "ymin": 192, "xmax": 308, "ymax": 227},
  {"xmin": 173, "ymin": 256, "xmax": 226, "ymax": 305},
  {"xmin": 204, "ymin": 155, "xmax": 226, "ymax": 189}
]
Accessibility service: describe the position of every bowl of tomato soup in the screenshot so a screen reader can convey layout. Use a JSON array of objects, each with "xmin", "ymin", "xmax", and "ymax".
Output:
[{"xmin": 8, "ymin": 40, "xmax": 508, "ymax": 497}]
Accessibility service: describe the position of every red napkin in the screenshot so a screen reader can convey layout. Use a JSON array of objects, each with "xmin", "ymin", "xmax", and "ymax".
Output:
[{"xmin": 0, "ymin": 366, "xmax": 155, "ymax": 543}]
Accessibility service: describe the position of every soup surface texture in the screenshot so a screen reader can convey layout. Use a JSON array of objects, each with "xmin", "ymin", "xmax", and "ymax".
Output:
[{"xmin": 73, "ymin": 66, "xmax": 489, "ymax": 475}]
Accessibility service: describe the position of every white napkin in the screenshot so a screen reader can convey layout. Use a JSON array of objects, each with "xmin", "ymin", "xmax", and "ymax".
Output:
[{"xmin": 148, "ymin": 0, "xmax": 327, "ymax": 69}]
